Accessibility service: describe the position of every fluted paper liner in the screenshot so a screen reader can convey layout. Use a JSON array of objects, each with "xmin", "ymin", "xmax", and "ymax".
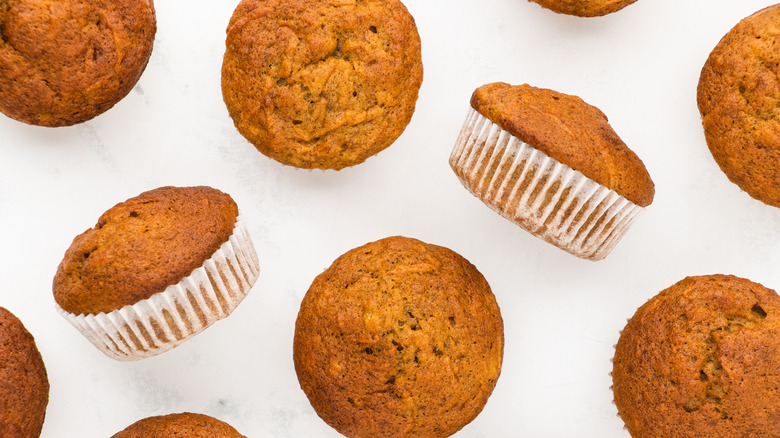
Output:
[
  {"xmin": 450, "ymin": 108, "xmax": 643, "ymax": 261},
  {"xmin": 56, "ymin": 215, "xmax": 260, "ymax": 361}
]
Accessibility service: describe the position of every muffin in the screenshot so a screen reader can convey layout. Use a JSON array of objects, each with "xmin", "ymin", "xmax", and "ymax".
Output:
[
  {"xmin": 221, "ymin": 0, "xmax": 423, "ymax": 170},
  {"xmin": 613, "ymin": 275, "xmax": 780, "ymax": 437},
  {"xmin": 52, "ymin": 186, "xmax": 260, "ymax": 361},
  {"xmin": 0, "ymin": 0, "xmax": 156, "ymax": 127},
  {"xmin": 697, "ymin": 5, "xmax": 780, "ymax": 208},
  {"xmin": 294, "ymin": 236, "xmax": 504, "ymax": 438},
  {"xmin": 0, "ymin": 307, "xmax": 49, "ymax": 438},
  {"xmin": 112, "ymin": 413, "xmax": 246, "ymax": 437},
  {"xmin": 529, "ymin": 0, "xmax": 639, "ymax": 17},
  {"xmin": 450, "ymin": 83, "xmax": 654, "ymax": 261}
]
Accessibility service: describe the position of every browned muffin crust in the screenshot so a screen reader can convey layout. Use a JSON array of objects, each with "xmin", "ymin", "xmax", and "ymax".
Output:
[
  {"xmin": 112, "ymin": 413, "xmax": 246, "ymax": 438},
  {"xmin": 294, "ymin": 236, "xmax": 504, "ymax": 438},
  {"xmin": 697, "ymin": 5, "xmax": 780, "ymax": 207},
  {"xmin": 222, "ymin": 0, "xmax": 423, "ymax": 170},
  {"xmin": 529, "ymin": 0, "xmax": 639, "ymax": 17},
  {"xmin": 0, "ymin": 307, "xmax": 49, "ymax": 438},
  {"xmin": 613, "ymin": 275, "xmax": 780, "ymax": 438},
  {"xmin": 471, "ymin": 82, "xmax": 655, "ymax": 207},
  {"xmin": 0, "ymin": 0, "xmax": 156, "ymax": 127},
  {"xmin": 53, "ymin": 186, "xmax": 239, "ymax": 315}
]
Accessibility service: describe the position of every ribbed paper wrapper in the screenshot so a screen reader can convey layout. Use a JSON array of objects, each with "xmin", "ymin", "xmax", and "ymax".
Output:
[
  {"xmin": 450, "ymin": 108, "xmax": 643, "ymax": 261},
  {"xmin": 56, "ymin": 215, "xmax": 260, "ymax": 361}
]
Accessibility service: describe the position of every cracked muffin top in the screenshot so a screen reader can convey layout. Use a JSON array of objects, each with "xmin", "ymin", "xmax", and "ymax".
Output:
[
  {"xmin": 53, "ymin": 186, "xmax": 238, "ymax": 315},
  {"xmin": 529, "ymin": 0, "xmax": 639, "ymax": 17},
  {"xmin": 112, "ymin": 413, "xmax": 246, "ymax": 438},
  {"xmin": 221, "ymin": 0, "xmax": 423, "ymax": 170},
  {"xmin": 0, "ymin": 307, "xmax": 49, "ymax": 438},
  {"xmin": 293, "ymin": 236, "xmax": 503, "ymax": 437},
  {"xmin": 697, "ymin": 4, "xmax": 780, "ymax": 207},
  {"xmin": 612, "ymin": 274, "xmax": 780, "ymax": 438},
  {"xmin": 0, "ymin": 0, "xmax": 156, "ymax": 126}
]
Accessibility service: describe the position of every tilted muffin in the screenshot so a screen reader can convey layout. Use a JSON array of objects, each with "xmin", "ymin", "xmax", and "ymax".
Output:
[
  {"xmin": 613, "ymin": 275, "xmax": 780, "ymax": 437},
  {"xmin": 0, "ymin": 0, "xmax": 156, "ymax": 126},
  {"xmin": 112, "ymin": 413, "xmax": 246, "ymax": 438},
  {"xmin": 450, "ymin": 83, "xmax": 654, "ymax": 261},
  {"xmin": 53, "ymin": 186, "xmax": 260, "ymax": 361},
  {"xmin": 0, "ymin": 307, "xmax": 49, "ymax": 438},
  {"xmin": 222, "ymin": 0, "xmax": 423, "ymax": 170},
  {"xmin": 528, "ymin": 0, "xmax": 639, "ymax": 17},
  {"xmin": 697, "ymin": 5, "xmax": 780, "ymax": 207},
  {"xmin": 294, "ymin": 236, "xmax": 504, "ymax": 438}
]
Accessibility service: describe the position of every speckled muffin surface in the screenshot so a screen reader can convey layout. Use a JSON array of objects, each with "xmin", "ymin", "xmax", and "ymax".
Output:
[
  {"xmin": 0, "ymin": 307, "xmax": 49, "ymax": 438},
  {"xmin": 294, "ymin": 236, "xmax": 504, "ymax": 438},
  {"xmin": 0, "ymin": 0, "xmax": 156, "ymax": 127},
  {"xmin": 222, "ymin": 0, "xmax": 423, "ymax": 170},
  {"xmin": 112, "ymin": 413, "xmax": 246, "ymax": 438},
  {"xmin": 529, "ymin": 0, "xmax": 638, "ymax": 16},
  {"xmin": 613, "ymin": 275, "xmax": 780, "ymax": 438},
  {"xmin": 471, "ymin": 82, "xmax": 654, "ymax": 207},
  {"xmin": 697, "ymin": 5, "xmax": 780, "ymax": 207},
  {"xmin": 53, "ymin": 186, "xmax": 239, "ymax": 315}
]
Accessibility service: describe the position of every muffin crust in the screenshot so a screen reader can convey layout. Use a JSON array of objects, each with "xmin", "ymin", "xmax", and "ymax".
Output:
[
  {"xmin": 112, "ymin": 413, "xmax": 246, "ymax": 438},
  {"xmin": 529, "ymin": 0, "xmax": 639, "ymax": 17}
]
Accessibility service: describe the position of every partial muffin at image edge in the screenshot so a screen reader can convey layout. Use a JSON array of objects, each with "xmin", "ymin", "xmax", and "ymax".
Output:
[
  {"xmin": 52, "ymin": 186, "xmax": 260, "ymax": 361},
  {"xmin": 112, "ymin": 412, "xmax": 246, "ymax": 438},
  {"xmin": 0, "ymin": 307, "xmax": 49, "ymax": 438},
  {"xmin": 293, "ymin": 236, "xmax": 504, "ymax": 438},
  {"xmin": 0, "ymin": 0, "xmax": 156, "ymax": 127},
  {"xmin": 450, "ymin": 82, "xmax": 654, "ymax": 261},
  {"xmin": 221, "ymin": 0, "xmax": 423, "ymax": 170},
  {"xmin": 697, "ymin": 4, "xmax": 780, "ymax": 208},
  {"xmin": 613, "ymin": 274, "xmax": 780, "ymax": 438},
  {"xmin": 529, "ymin": 0, "xmax": 640, "ymax": 17}
]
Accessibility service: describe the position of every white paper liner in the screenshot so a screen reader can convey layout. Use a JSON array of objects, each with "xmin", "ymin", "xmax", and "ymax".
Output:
[
  {"xmin": 450, "ymin": 108, "xmax": 643, "ymax": 261},
  {"xmin": 56, "ymin": 215, "xmax": 260, "ymax": 361}
]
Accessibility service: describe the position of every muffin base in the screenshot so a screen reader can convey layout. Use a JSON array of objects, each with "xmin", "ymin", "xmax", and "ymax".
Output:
[
  {"xmin": 56, "ymin": 215, "xmax": 260, "ymax": 361},
  {"xmin": 450, "ymin": 108, "xmax": 643, "ymax": 261}
]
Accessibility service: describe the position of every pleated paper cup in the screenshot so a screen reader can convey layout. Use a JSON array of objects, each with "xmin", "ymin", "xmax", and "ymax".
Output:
[
  {"xmin": 55, "ymin": 215, "xmax": 260, "ymax": 361},
  {"xmin": 450, "ymin": 108, "xmax": 643, "ymax": 261}
]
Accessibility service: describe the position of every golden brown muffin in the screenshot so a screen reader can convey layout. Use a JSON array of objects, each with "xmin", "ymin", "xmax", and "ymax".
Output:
[
  {"xmin": 112, "ymin": 413, "xmax": 246, "ymax": 438},
  {"xmin": 613, "ymin": 275, "xmax": 780, "ymax": 438},
  {"xmin": 0, "ymin": 0, "xmax": 156, "ymax": 127},
  {"xmin": 471, "ymin": 83, "xmax": 654, "ymax": 207},
  {"xmin": 697, "ymin": 5, "xmax": 780, "ymax": 207},
  {"xmin": 529, "ymin": 0, "xmax": 639, "ymax": 17},
  {"xmin": 222, "ymin": 0, "xmax": 423, "ymax": 170},
  {"xmin": 0, "ymin": 307, "xmax": 49, "ymax": 438},
  {"xmin": 294, "ymin": 236, "xmax": 504, "ymax": 438}
]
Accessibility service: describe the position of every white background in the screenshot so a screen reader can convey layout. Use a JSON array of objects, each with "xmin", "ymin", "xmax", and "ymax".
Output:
[{"xmin": 2, "ymin": 0, "xmax": 780, "ymax": 436}]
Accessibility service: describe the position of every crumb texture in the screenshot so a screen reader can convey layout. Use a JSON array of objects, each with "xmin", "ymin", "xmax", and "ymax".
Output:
[
  {"xmin": 613, "ymin": 275, "xmax": 780, "ymax": 438},
  {"xmin": 529, "ymin": 0, "xmax": 639, "ymax": 17},
  {"xmin": 293, "ymin": 236, "xmax": 504, "ymax": 437},
  {"xmin": 112, "ymin": 413, "xmax": 246, "ymax": 438}
]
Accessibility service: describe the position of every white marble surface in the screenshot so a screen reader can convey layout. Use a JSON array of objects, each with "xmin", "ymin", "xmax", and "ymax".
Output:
[{"xmin": 2, "ymin": 0, "xmax": 780, "ymax": 436}]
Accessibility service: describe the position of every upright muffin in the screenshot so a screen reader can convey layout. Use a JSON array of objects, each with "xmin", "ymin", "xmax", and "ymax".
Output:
[
  {"xmin": 112, "ymin": 413, "xmax": 246, "ymax": 438},
  {"xmin": 697, "ymin": 4, "xmax": 780, "ymax": 207},
  {"xmin": 0, "ymin": 0, "xmax": 156, "ymax": 126},
  {"xmin": 53, "ymin": 186, "xmax": 260, "ymax": 361},
  {"xmin": 613, "ymin": 275, "xmax": 780, "ymax": 437},
  {"xmin": 294, "ymin": 236, "xmax": 504, "ymax": 438},
  {"xmin": 222, "ymin": 0, "xmax": 423, "ymax": 170},
  {"xmin": 0, "ymin": 307, "xmax": 49, "ymax": 438},
  {"xmin": 450, "ymin": 83, "xmax": 654, "ymax": 261},
  {"xmin": 529, "ymin": 0, "xmax": 639, "ymax": 17}
]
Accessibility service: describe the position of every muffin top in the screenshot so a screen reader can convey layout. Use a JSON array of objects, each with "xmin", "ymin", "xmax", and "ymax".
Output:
[
  {"xmin": 294, "ymin": 236, "xmax": 504, "ymax": 438},
  {"xmin": 0, "ymin": 307, "xmax": 49, "ymax": 438},
  {"xmin": 112, "ymin": 413, "xmax": 245, "ymax": 438},
  {"xmin": 222, "ymin": 0, "xmax": 423, "ymax": 170},
  {"xmin": 53, "ymin": 186, "xmax": 239, "ymax": 315},
  {"xmin": 0, "ymin": 0, "xmax": 156, "ymax": 126},
  {"xmin": 613, "ymin": 275, "xmax": 780, "ymax": 438},
  {"xmin": 697, "ymin": 4, "xmax": 780, "ymax": 207},
  {"xmin": 471, "ymin": 82, "xmax": 655, "ymax": 207},
  {"xmin": 529, "ymin": 0, "xmax": 639, "ymax": 17}
]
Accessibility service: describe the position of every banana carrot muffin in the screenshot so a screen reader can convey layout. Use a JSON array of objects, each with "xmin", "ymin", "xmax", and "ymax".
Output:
[
  {"xmin": 112, "ymin": 413, "xmax": 246, "ymax": 438},
  {"xmin": 294, "ymin": 236, "xmax": 504, "ymax": 438},
  {"xmin": 529, "ymin": 0, "xmax": 639, "ymax": 17},
  {"xmin": 53, "ymin": 186, "xmax": 260, "ymax": 361}
]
